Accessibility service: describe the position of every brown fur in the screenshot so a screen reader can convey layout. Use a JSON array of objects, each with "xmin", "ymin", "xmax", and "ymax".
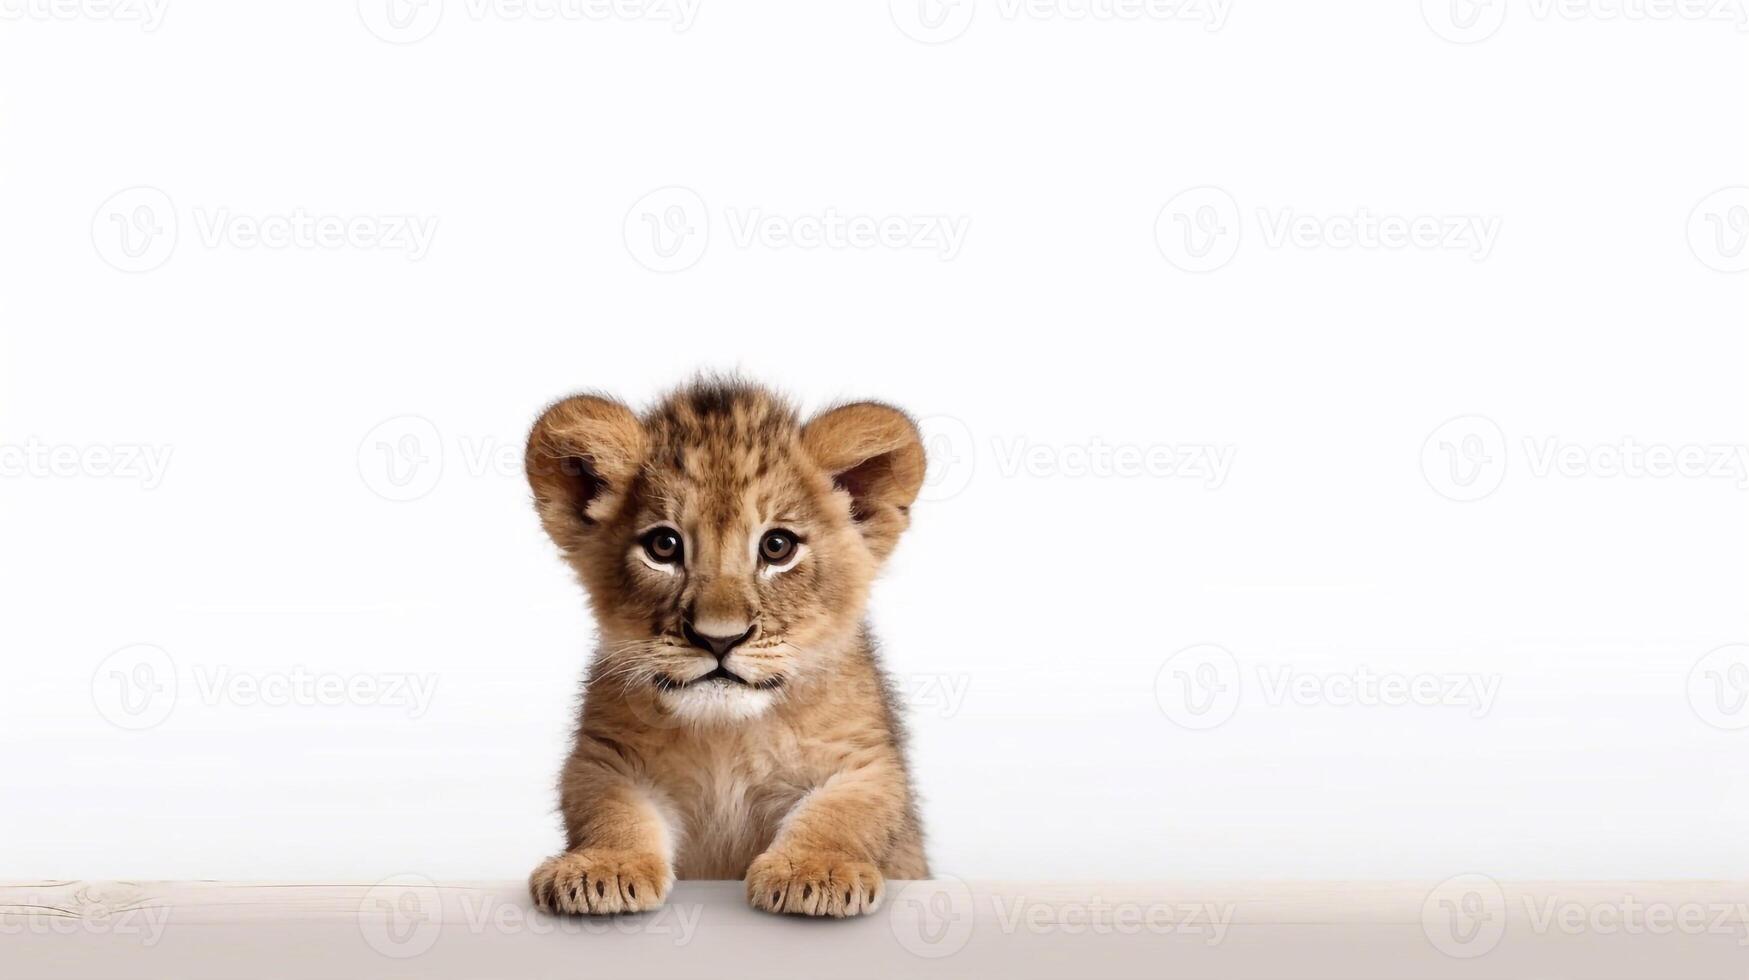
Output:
[{"xmin": 524, "ymin": 378, "xmax": 928, "ymax": 918}]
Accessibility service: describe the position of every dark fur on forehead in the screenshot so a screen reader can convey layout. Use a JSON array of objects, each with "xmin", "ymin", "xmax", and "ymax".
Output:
[{"xmin": 643, "ymin": 376, "xmax": 801, "ymax": 451}]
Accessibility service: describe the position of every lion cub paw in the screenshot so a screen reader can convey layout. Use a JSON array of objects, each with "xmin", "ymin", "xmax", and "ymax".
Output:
[
  {"xmin": 745, "ymin": 850, "xmax": 884, "ymax": 917},
  {"xmin": 529, "ymin": 849, "xmax": 672, "ymax": 915}
]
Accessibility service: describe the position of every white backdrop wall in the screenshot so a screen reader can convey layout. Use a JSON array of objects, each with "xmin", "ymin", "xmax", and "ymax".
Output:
[{"xmin": 1, "ymin": 0, "xmax": 1746, "ymax": 882}]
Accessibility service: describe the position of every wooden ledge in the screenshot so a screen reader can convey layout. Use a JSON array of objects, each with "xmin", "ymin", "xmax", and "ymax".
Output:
[{"xmin": 3, "ymin": 879, "xmax": 1745, "ymax": 978}]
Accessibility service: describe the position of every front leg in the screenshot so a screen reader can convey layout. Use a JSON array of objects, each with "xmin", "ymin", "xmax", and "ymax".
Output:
[
  {"xmin": 746, "ymin": 760, "xmax": 906, "ymax": 917},
  {"xmin": 529, "ymin": 748, "xmax": 674, "ymax": 915}
]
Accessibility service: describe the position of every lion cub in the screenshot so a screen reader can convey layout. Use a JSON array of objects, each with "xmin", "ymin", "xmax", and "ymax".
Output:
[{"xmin": 524, "ymin": 379, "xmax": 929, "ymax": 918}]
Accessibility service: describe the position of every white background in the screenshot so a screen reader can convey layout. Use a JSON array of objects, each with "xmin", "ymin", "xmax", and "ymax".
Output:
[{"xmin": 1, "ymin": 0, "xmax": 1745, "ymax": 884}]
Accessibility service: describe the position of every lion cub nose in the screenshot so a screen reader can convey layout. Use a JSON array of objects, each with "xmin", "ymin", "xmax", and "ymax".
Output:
[{"xmin": 683, "ymin": 620, "xmax": 755, "ymax": 659}]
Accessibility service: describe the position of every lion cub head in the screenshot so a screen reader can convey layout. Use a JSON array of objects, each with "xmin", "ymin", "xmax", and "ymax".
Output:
[{"xmin": 525, "ymin": 379, "xmax": 925, "ymax": 724}]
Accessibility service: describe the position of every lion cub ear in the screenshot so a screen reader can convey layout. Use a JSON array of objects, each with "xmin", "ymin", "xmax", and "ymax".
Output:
[
  {"xmin": 525, "ymin": 394, "xmax": 645, "ymax": 549},
  {"xmin": 802, "ymin": 401, "xmax": 926, "ymax": 561}
]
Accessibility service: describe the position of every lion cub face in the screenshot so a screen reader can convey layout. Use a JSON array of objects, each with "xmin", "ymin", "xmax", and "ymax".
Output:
[{"xmin": 525, "ymin": 381, "xmax": 924, "ymax": 725}]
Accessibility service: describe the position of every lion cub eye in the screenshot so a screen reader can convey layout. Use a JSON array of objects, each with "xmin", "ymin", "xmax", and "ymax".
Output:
[
  {"xmin": 758, "ymin": 529, "xmax": 799, "ymax": 565},
  {"xmin": 641, "ymin": 527, "xmax": 684, "ymax": 565}
]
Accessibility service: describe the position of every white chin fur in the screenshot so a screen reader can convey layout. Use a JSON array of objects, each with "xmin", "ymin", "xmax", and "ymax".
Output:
[{"xmin": 658, "ymin": 681, "xmax": 776, "ymax": 724}]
